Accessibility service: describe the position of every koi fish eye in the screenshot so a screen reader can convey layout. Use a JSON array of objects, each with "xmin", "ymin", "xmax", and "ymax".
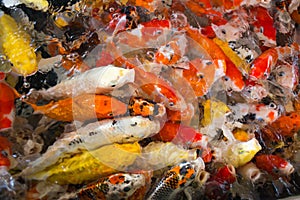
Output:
[
  {"xmin": 154, "ymin": 30, "xmax": 162, "ymax": 35},
  {"xmin": 278, "ymin": 71, "xmax": 285, "ymax": 77},
  {"xmin": 268, "ymin": 103, "xmax": 277, "ymax": 109},
  {"xmin": 169, "ymin": 102, "xmax": 174, "ymax": 106},
  {"xmin": 1, "ymin": 150, "xmax": 8, "ymax": 158}
]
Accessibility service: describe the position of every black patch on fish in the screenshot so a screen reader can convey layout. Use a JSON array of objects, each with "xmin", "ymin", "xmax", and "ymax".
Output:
[
  {"xmin": 130, "ymin": 122, "xmax": 138, "ymax": 126},
  {"xmin": 123, "ymin": 186, "xmax": 131, "ymax": 192},
  {"xmin": 112, "ymin": 120, "xmax": 117, "ymax": 125}
]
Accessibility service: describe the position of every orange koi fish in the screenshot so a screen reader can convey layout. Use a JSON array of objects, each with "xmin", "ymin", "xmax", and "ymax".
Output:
[
  {"xmin": 153, "ymin": 121, "xmax": 208, "ymax": 149},
  {"xmin": 0, "ymin": 136, "xmax": 12, "ymax": 168},
  {"xmin": 255, "ymin": 154, "xmax": 294, "ymax": 177},
  {"xmin": 78, "ymin": 172, "xmax": 152, "ymax": 200},
  {"xmin": 185, "ymin": 27, "xmax": 245, "ymax": 92},
  {"xmin": 249, "ymin": 43, "xmax": 300, "ymax": 80},
  {"xmin": 29, "ymin": 94, "xmax": 127, "ymax": 122},
  {"xmin": 0, "ymin": 82, "xmax": 16, "ymax": 131},
  {"xmin": 147, "ymin": 157, "xmax": 204, "ymax": 200}
]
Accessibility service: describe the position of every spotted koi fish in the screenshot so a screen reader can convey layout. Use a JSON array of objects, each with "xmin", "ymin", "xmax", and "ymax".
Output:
[
  {"xmin": 147, "ymin": 157, "xmax": 205, "ymax": 200},
  {"xmin": 78, "ymin": 172, "xmax": 152, "ymax": 200},
  {"xmin": 22, "ymin": 116, "xmax": 161, "ymax": 176}
]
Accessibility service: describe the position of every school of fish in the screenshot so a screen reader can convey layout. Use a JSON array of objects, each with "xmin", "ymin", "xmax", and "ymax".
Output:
[{"xmin": 0, "ymin": 0, "xmax": 300, "ymax": 199}]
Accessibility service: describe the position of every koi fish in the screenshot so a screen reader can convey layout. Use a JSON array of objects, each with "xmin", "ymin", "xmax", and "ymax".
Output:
[
  {"xmin": 185, "ymin": 27, "xmax": 245, "ymax": 92},
  {"xmin": 255, "ymin": 154, "xmax": 294, "ymax": 177},
  {"xmin": 147, "ymin": 157, "xmax": 205, "ymax": 200},
  {"xmin": 153, "ymin": 121, "xmax": 208, "ymax": 149},
  {"xmin": 22, "ymin": 116, "xmax": 161, "ymax": 176},
  {"xmin": 78, "ymin": 172, "xmax": 152, "ymax": 200},
  {"xmin": 0, "ymin": 11, "xmax": 38, "ymax": 76},
  {"xmin": 0, "ymin": 82, "xmax": 16, "ymax": 131},
  {"xmin": 223, "ymin": 138, "xmax": 262, "ymax": 168},
  {"xmin": 0, "ymin": 136, "xmax": 12, "ymax": 168},
  {"xmin": 25, "ymin": 142, "xmax": 141, "ymax": 184},
  {"xmin": 36, "ymin": 65, "xmax": 135, "ymax": 100},
  {"xmin": 249, "ymin": 43, "xmax": 300, "ymax": 80},
  {"xmin": 29, "ymin": 94, "xmax": 128, "ymax": 122}
]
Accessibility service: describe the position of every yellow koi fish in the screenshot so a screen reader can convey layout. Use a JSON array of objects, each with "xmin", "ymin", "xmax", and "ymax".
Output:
[
  {"xmin": 0, "ymin": 11, "xmax": 38, "ymax": 76},
  {"xmin": 25, "ymin": 142, "xmax": 141, "ymax": 185}
]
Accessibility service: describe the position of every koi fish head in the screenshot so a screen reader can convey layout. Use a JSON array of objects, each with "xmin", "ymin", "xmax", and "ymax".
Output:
[{"xmin": 271, "ymin": 64, "xmax": 299, "ymax": 91}]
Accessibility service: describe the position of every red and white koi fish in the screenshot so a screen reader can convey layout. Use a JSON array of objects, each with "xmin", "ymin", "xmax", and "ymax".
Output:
[
  {"xmin": 78, "ymin": 172, "xmax": 152, "ymax": 200},
  {"xmin": 0, "ymin": 81, "xmax": 16, "ymax": 131},
  {"xmin": 153, "ymin": 121, "xmax": 209, "ymax": 149},
  {"xmin": 255, "ymin": 154, "xmax": 294, "ymax": 177},
  {"xmin": 147, "ymin": 157, "xmax": 205, "ymax": 200},
  {"xmin": 22, "ymin": 116, "xmax": 161, "ymax": 176}
]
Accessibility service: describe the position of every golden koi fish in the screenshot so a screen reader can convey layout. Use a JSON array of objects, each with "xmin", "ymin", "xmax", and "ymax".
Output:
[
  {"xmin": 0, "ymin": 12, "xmax": 38, "ymax": 76},
  {"xmin": 25, "ymin": 142, "xmax": 141, "ymax": 184}
]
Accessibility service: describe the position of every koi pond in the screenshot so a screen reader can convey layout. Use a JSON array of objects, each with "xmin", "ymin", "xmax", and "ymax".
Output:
[{"xmin": 0, "ymin": 0, "xmax": 300, "ymax": 199}]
